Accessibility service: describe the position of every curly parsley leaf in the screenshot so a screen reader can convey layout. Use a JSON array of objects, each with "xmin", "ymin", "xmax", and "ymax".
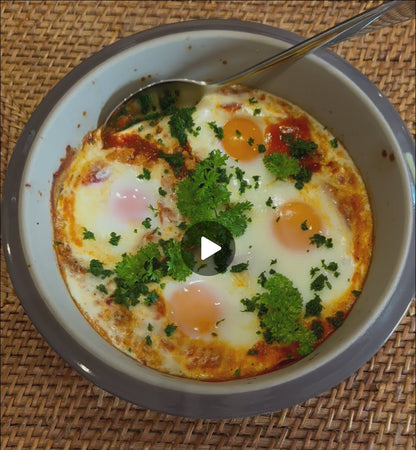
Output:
[
  {"xmin": 263, "ymin": 152, "xmax": 301, "ymax": 179},
  {"xmin": 88, "ymin": 259, "xmax": 113, "ymax": 279},
  {"xmin": 241, "ymin": 273, "xmax": 317, "ymax": 356},
  {"xmin": 160, "ymin": 238, "xmax": 192, "ymax": 281},
  {"xmin": 282, "ymin": 135, "xmax": 318, "ymax": 159},
  {"xmin": 216, "ymin": 201, "xmax": 253, "ymax": 237},
  {"xmin": 175, "ymin": 150, "xmax": 252, "ymax": 235}
]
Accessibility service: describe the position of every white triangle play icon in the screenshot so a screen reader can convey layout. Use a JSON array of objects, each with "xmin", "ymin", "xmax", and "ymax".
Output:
[{"xmin": 200, "ymin": 236, "xmax": 222, "ymax": 261}]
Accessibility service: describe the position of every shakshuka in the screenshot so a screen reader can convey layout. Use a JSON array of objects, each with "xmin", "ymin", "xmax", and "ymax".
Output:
[{"xmin": 51, "ymin": 85, "xmax": 373, "ymax": 381}]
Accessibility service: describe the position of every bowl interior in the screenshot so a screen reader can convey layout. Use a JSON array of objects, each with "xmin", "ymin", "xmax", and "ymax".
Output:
[{"xmin": 13, "ymin": 23, "xmax": 414, "ymax": 411}]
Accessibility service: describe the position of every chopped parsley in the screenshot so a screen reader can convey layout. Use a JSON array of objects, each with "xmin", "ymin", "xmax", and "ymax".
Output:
[
  {"xmin": 321, "ymin": 260, "xmax": 340, "ymax": 277},
  {"xmin": 311, "ymin": 320, "xmax": 324, "ymax": 340},
  {"xmin": 352, "ymin": 290, "xmax": 362, "ymax": 297},
  {"xmin": 142, "ymin": 217, "xmax": 152, "ymax": 229},
  {"xmin": 293, "ymin": 166, "xmax": 312, "ymax": 190},
  {"xmin": 230, "ymin": 262, "xmax": 249, "ymax": 273},
  {"xmin": 109, "ymin": 232, "xmax": 121, "ymax": 246},
  {"xmin": 257, "ymin": 144, "xmax": 266, "ymax": 153},
  {"xmin": 235, "ymin": 129, "xmax": 242, "ymax": 137},
  {"xmin": 327, "ymin": 311, "xmax": 345, "ymax": 328},
  {"xmin": 145, "ymin": 335, "xmax": 152, "ymax": 346},
  {"xmin": 158, "ymin": 151, "xmax": 185, "ymax": 176},
  {"xmin": 88, "ymin": 259, "xmax": 113, "ymax": 279},
  {"xmin": 235, "ymin": 167, "xmax": 250, "ymax": 194},
  {"xmin": 168, "ymin": 107, "xmax": 197, "ymax": 146},
  {"xmin": 233, "ymin": 368, "xmax": 241, "ymax": 378},
  {"xmin": 96, "ymin": 284, "xmax": 108, "ymax": 294},
  {"xmin": 82, "ymin": 227, "xmax": 95, "ymax": 240},
  {"xmin": 330, "ymin": 137, "xmax": 338, "ymax": 148},
  {"xmin": 164, "ymin": 323, "xmax": 178, "ymax": 337},
  {"xmin": 241, "ymin": 273, "xmax": 317, "ymax": 356},
  {"xmin": 265, "ymin": 196, "xmax": 274, "ymax": 208},
  {"xmin": 144, "ymin": 290, "xmax": 159, "ymax": 306},
  {"xmin": 247, "ymin": 348, "xmax": 259, "ymax": 355},
  {"xmin": 282, "ymin": 135, "xmax": 318, "ymax": 159},
  {"xmin": 309, "ymin": 234, "xmax": 334, "ymax": 249},
  {"xmin": 305, "ymin": 294, "xmax": 323, "ymax": 317},
  {"xmin": 137, "ymin": 167, "xmax": 151, "ymax": 180},
  {"xmin": 248, "ymin": 97, "xmax": 258, "ymax": 104},
  {"xmin": 247, "ymin": 137, "xmax": 255, "ymax": 146},
  {"xmin": 253, "ymin": 108, "xmax": 261, "ymax": 116},
  {"xmin": 310, "ymin": 266, "xmax": 320, "ymax": 277},
  {"xmin": 310, "ymin": 273, "xmax": 330, "ymax": 292},
  {"xmin": 158, "ymin": 186, "xmax": 167, "ymax": 197},
  {"xmin": 208, "ymin": 121, "xmax": 224, "ymax": 140},
  {"xmin": 301, "ymin": 220, "xmax": 308, "ymax": 231},
  {"xmin": 147, "ymin": 323, "xmax": 154, "ymax": 332}
]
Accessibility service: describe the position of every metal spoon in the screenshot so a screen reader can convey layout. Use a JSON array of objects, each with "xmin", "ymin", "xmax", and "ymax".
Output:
[{"xmin": 100, "ymin": 0, "xmax": 415, "ymax": 135}]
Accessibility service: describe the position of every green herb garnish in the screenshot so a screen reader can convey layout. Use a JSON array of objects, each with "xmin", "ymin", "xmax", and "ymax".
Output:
[
  {"xmin": 82, "ymin": 227, "xmax": 95, "ymax": 240},
  {"xmin": 88, "ymin": 259, "xmax": 113, "ymax": 279},
  {"xmin": 330, "ymin": 137, "xmax": 338, "ymax": 148},
  {"xmin": 309, "ymin": 234, "xmax": 333, "ymax": 249},
  {"xmin": 158, "ymin": 186, "xmax": 167, "ymax": 197},
  {"xmin": 109, "ymin": 232, "xmax": 121, "ymax": 246},
  {"xmin": 96, "ymin": 284, "xmax": 108, "ymax": 294},
  {"xmin": 142, "ymin": 217, "xmax": 152, "ymax": 229},
  {"xmin": 137, "ymin": 167, "xmax": 151, "ymax": 180},
  {"xmin": 208, "ymin": 121, "xmax": 224, "ymax": 140},
  {"xmin": 230, "ymin": 262, "xmax": 249, "ymax": 273},
  {"xmin": 175, "ymin": 150, "xmax": 252, "ymax": 237},
  {"xmin": 305, "ymin": 294, "xmax": 323, "ymax": 317},
  {"xmin": 158, "ymin": 151, "xmax": 185, "ymax": 176},
  {"xmin": 168, "ymin": 107, "xmax": 196, "ymax": 146},
  {"xmin": 164, "ymin": 323, "xmax": 178, "ymax": 337},
  {"xmin": 241, "ymin": 273, "xmax": 317, "ymax": 356}
]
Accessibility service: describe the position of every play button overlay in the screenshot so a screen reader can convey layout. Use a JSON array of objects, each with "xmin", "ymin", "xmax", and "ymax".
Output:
[
  {"xmin": 181, "ymin": 221, "xmax": 235, "ymax": 276},
  {"xmin": 200, "ymin": 236, "xmax": 222, "ymax": 261}
]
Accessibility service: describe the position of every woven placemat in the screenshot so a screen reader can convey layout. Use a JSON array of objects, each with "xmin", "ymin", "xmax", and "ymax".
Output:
[{"xmin": 1, "ymin": 1, "xmax": 415, "ymax": 448}]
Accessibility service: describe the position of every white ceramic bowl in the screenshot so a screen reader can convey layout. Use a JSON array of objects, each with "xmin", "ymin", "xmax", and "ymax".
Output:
[{"xmin": 2, "ymin": 20, "xmax": 415, "ymax": 419}]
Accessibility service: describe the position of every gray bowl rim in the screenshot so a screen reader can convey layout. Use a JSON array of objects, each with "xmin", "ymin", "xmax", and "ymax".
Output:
[{"xmin": 2, "ymin": 19, "xmax": 415, "ymax": 419}]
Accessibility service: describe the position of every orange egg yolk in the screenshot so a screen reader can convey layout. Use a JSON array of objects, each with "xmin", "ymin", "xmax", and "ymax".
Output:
[
  {"xmin": 273, "ymin": 201, "xmax": 323, "ymax": 251},
  {"xmin": 168, "ymin": 283, "xmax": 222, "ymax": 338},
  {"xmin": 222, "ymin": 117, "xmax": 263, "ymax": 161}
]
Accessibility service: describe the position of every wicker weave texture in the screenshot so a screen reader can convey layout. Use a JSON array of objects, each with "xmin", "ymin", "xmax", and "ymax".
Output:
[{"xmin": 1, "ymin": 1, "xmax": 415, "ymax": 449}]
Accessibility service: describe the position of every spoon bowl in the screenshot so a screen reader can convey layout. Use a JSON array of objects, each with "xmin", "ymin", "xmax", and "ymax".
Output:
[{"xmin": 101, "ymin": 0, "xmax": 415, "ymax": 135}]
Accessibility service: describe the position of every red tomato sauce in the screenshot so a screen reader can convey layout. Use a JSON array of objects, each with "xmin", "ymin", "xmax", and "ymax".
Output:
[{"xmin": 265, "ymin": 115, "xmax": 320, "ymax": 173}]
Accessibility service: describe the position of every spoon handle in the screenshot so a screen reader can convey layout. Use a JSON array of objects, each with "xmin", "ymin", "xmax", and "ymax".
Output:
[{"xmin": 214, "ymin": 1, "xmax": 415, "ymax": 87}]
